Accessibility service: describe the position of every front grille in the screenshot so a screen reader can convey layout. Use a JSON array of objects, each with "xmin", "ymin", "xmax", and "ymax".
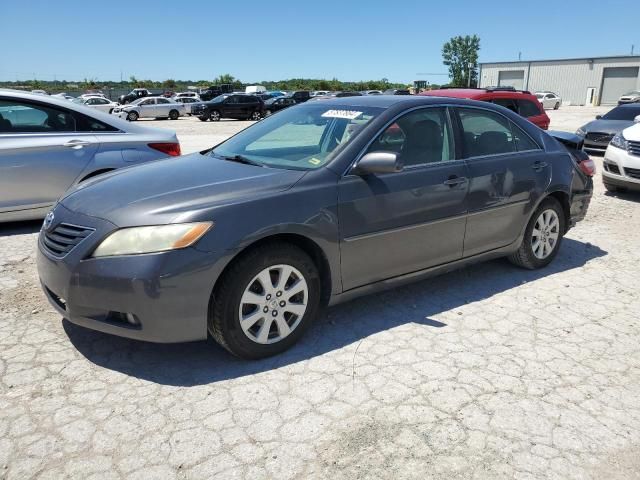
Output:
[
  {"xmin": 628, "ymin": 140, "xmax": 640, "ymax": 157},
  {"xmin": 604, "ymin": 162, "xmax": 621, "ymax": 175},
  {"xmin": 41, "ymin": 223, "xmax": 94, "ymax": 257},
  {"xmin": 585, "ymin": 132, "xmax": 614, "ymax": 143},
  {"xmin": 625, "ymin": 167, "xmax": 640, "ymax": 179}
]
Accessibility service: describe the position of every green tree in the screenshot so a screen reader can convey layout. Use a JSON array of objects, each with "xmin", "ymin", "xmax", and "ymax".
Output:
[
  {"xmin": 442, "ymin": 35, "xmax": 480, "ymax": 87},
  {"xmin": 163, "ymin": 79, "xmax": 177, "ymax": 89}
]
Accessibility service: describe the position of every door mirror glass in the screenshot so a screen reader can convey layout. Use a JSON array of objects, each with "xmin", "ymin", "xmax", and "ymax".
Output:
[{"xmin": 353, "ymin": 152, "xmax": 403, "ymax": 175}]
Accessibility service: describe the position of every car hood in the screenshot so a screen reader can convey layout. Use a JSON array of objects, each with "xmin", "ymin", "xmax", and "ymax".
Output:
[
  {"xmin": 60, "ymin": 152, "xmax": 307, "ymax": 227},
  {"xmin": 580, "ymin": 119, "xmax": 634, "ymax": 133}
]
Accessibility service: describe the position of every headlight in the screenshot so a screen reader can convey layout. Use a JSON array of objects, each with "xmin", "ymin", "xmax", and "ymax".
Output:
[
  {"xmin": 576, "ymin": 128, "xmax": 586, "ymax": 137},
  {"xmin": 92, "ymin": 222, "xmax": 213, "ymax": 257},
  {"xmin": 610, "ymin": 132, "xmax": 628, "ymax": 150}
]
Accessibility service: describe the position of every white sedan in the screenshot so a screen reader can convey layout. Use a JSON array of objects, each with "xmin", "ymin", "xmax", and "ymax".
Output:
[
  {"xmin": 72, "ymin": 96, "xmax": 119, "ymax": 113},
  {"xmin": 535, "ymin": 91, "xmax": 562, "ymax": 110},
  {"xmin": 111, "ymin": 97, "xmax": 186, "ymax": 121}
]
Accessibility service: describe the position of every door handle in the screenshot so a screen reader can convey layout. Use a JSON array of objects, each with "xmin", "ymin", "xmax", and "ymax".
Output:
[
  {"xmin": 443, "ymin": 176, "xmax": 467, "ymax": 187},
  {"xmin": 63, "ymin": 139, "xmax": 91, "ymax": 149},
  {"xmin": 531, "ymin": 161, "xmax": 548, "ymax": 171}
]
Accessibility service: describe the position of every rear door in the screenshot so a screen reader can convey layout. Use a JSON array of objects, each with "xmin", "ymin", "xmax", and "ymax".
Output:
[
  {"xmin": 0, "ymin": 97, "xmax": 98, "ymax": 213},
  {"xmin": 155, "ymin": 97, "xmax": 171, "ymax": 117},
  {"xmin": 338, "ymin": 106, "xmax": 469, "ymax": 290},
  {"xmin": 453, "ymin": 106, "xmax": 550, "ymax": 257}
]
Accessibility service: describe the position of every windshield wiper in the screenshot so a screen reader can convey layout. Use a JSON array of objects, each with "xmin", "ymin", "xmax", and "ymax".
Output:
[{"xmin": 217, "ymin": 154, "xmax": 264, "ymax": 167}]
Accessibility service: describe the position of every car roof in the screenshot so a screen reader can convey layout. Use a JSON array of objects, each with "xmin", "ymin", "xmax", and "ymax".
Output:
[
  {"xmin": 302, "ymin": 94, "xmax": 510, "ymax": 110},
  {"xmin": 422, "ymin": 88, "xmax": 537, "ymax": 100}
]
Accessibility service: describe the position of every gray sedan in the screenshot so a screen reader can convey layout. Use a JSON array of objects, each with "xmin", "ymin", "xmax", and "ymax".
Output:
[
  {"xmin": 576, "ymin": 104, "xmax": 640, "ymax": 153},
  {"xmin": 0, "ymin": 89, "xmax": 180, "ymax": 222}
]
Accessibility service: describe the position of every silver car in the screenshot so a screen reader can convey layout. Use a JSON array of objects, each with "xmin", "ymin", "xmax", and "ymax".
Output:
[
  {"xmin": 173, "ymin": 96, "xmax": 200, "ymax": 114},
  {"xmin": 72, "ymin": 96, "xmax": 120, "ymax": 113},
  {"xmin": 535, "ymin": 91, "xmax": 562, "ymax": 110},
  {"xmin": 111, "ymin": 97, "xmax": 186, "ymax": 121},
  {"xmin": 0, "ymin": 89, "xmax": 180, "ymax": 222}
]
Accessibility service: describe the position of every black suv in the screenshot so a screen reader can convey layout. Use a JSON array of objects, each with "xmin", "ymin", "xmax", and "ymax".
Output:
[
  {"xmin": 291, "ymin": 91, "xmax": 311, "ymax": 103},
  {"xmin": 192, "ymin": 94, "xmax": 264, "ymax": 121},
  {"xmin": 199, "ymin": 84, "xmax": 234, "ymax": 101}
]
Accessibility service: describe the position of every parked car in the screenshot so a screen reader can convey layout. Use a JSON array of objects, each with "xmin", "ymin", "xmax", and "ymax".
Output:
[
  {"xmin": 362, "ymin": 90, "xmax": 383, "ymax": 95},
  {"xmin": 111, "ymin": 97, "xmax": 186, "ymax": 121},
  {"xmin": 199, "ymin": 84, "xmax": 234, "ymax": 101},
  {"xmin": 118, "ymin": 88, "xmax": 155, "ymax": 105},
  {"xmin": 263, "ymin": 96, "xmax": 297, "ymax": 116},
  {"xmin": 618, "ymin": 91, "xmax": 640, "ymax": 105},
  {"xmin": 535, "ymin": 91, "xmax": 562, "ymax": 110},
  {"xmin": 72, "ymin": 96, "xmax": 119, "ymax": 114},
  {"xmin": 36, "ymin": 95, "xmax": 592, "ymax": 359},
  {"xmin": 174, "ymin": 92, "xmax": 200, "ymax": 100},
  {"xmin": 291, "ymin": 91, "xmax": 311, "ymax": 103},
  {"xmin": 602, "ymin": 122, "xmax": 640, "ymax": 192},
  {"xmin": 311, "ymin": 90, "xmax": 329, "ymax": 97},
  {"xmin": 576, "ymin": 104, "xmax": 640, "ymax": 153},
  {"xmin": 420, "ymin": 87, "xmax": 550, "ymax": 129},
  {"xmin": 384, "ymin": 89, "xmax": 411, "ymax": 95},
  {"xmin": 0, "ymin": 90, "xmax": 180, "ymax": 222},
  {"xmin": 174, "ymin": 97, "xmax": 200, "ymax": 115},
  {"xmin": 191, "ymin": 94, "xmax": 264, "ymax": 121}
]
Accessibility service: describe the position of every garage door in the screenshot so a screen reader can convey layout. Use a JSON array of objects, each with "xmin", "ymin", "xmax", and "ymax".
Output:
[
  {"xmin": 601, "ymin": 67, "xmax": 640, "ymax": 105},
  {"xmin": 498, "ymin": 70, "xmax": 525, "ymax": 90}
]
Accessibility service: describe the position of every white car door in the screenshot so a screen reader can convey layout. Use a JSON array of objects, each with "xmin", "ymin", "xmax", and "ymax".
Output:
[
  {"xmin": 155, "ymin": 98, "xmax": 171, "ymax": 117},
  {"xmin": 138, "ymin": 98, "xmax": 156, "ymax": 118}
]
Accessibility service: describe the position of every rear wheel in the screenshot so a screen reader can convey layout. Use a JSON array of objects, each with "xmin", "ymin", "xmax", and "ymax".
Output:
[
  {"xmin": 210, "ymin": 110, "xmax": 221, "ymax": 122},
  {"xmin": 126, "ymin": 111, "xmax": 139, "ymax": 121},
  {"xmin": 209, "ymin": 243, "xmax": 321, "ymax": 359},
  {"xmin": 249, "ymin": 110, "xmax": 262, "ymax": 121},
  {"xmin": 508, "ymin": 197, "xmax": 565, "ymax": 269},
  {"xmin": 168, "ymin": 109, "xmax": 179, "ymax": 120}
]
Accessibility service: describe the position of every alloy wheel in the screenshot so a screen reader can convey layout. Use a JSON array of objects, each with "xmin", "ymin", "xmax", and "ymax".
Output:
[
  {"xmin": 211, "ymin": 111, "xmax": 221, "ymax": 121},
  {"xmin": 531, "ymin": 209, "xmax": 560, "ymax": 259},
  {"xmin": 238, "ymin": 264, "xmax": 308, "ymax": 344}
]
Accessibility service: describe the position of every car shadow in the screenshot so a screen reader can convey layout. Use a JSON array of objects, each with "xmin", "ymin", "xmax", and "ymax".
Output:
[
  {"xmin": 64, "ymin": 238, "xmax": 607, "ymax": 387},
  {"xmin": 604, "ymin": 190, "xmax": 640, "ymax": 201},
  {"xmin": 0, "ymin": 220, "xmax": 42, "ymax": 237}
]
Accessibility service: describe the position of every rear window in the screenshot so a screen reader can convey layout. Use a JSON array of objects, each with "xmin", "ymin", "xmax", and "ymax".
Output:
[{"xmin": 517, "ymin": 99, "xmax": 542, "ymax": 118}]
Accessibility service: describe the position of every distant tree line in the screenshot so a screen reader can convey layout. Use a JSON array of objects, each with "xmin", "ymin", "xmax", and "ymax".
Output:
[{"xmin": 0, "ymin": 74, "xmax": 409, "ymax": 93}]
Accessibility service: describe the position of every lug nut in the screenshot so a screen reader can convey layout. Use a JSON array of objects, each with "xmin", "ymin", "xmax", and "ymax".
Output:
[
  {"xmin": 279, "ymin": 301, "xmax": 286, "ymax": 307},
  {"xmin": 266, "ymin": 294, "xmax": 272, "ymax": 300},
  {"xmin": 276, "ymin": 291, "xmax": 282, "ymax": 297},
  {"xmin": 272, "ymin": 310, "xmax": 278, "ymax": 317},
  {"xmin": 263, "ymin": 307, "xmax": 269, "ymax": 313}
]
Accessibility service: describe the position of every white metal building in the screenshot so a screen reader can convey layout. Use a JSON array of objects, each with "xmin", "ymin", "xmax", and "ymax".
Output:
[{"xmin": 478, "ymin": 55, "xmax": 640, "ymax": 106}]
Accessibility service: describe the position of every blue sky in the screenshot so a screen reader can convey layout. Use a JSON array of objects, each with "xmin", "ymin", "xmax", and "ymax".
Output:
[{"xmin": 2, "ymin": 0, "xmax": 638, "ymax": 85}]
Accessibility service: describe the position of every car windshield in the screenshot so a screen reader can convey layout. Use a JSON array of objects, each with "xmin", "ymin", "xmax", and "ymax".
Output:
[
  {"xmin": 602, "ymin": 105, "xmax": 640, "ymax": 121},
  {"xmin": 210, "ymin": 103, "xmax": 383, "ymax": 170}
]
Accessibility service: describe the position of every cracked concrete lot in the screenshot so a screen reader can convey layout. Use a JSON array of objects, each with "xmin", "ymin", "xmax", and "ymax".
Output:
[{"xmin": 1, "ymin": 107, "xmax": 640, "ymax": 479}]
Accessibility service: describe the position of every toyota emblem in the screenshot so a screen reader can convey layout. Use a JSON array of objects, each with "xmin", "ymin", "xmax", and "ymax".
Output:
[{"xmin": 43, "ymin": 212, "xmax": 55, "ymax": 231}]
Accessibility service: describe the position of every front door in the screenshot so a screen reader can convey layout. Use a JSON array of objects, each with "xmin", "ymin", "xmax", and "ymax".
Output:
[
  {"xmin": 453, "ymin": 106, "xmax": 551, "ymax": 257},
  {"xmin": 0, "ymin": 97, "xmax": 98, "ymax": 212},
  {"xmin": 338, "ymin": 107, "xmax": 469, "ymax": 291},
  {"xmin": 138, "ymin": 98, "xmax": 156, "ymax": 118}
]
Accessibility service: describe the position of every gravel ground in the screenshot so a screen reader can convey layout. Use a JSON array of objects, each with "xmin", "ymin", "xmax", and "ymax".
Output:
[{"xmin": 1, "ymin": 106, "xmax": 640, "ymax": 480}]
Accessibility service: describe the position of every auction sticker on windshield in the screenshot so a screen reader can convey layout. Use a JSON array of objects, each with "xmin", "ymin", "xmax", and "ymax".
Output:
[{"xmin": 321, "ymin": 109, "xmax": 363, "ymax": 120}]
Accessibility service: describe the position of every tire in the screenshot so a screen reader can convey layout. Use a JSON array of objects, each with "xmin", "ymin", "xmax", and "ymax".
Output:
[
  {"xmin": 249, "ymin": 110, "xmax": 262, "ymax": 121},
  {"xmin": 508, "ymin": 197, "xmax": 565, "ymax": 270},
  {"xmin": 209, "ymin": 243, "xmax": 321, "ymax": 359},
  {"xmin": 108, "ymin": 108, "xmax": 114, "ymax": 114},
  {"xmin": 604, "ymin": 182, "xmax": 626, "ymax": 193},
  {"xmin": 126, "ymin": 111, "xmax": 139, "ymax": 121},
  {"xmin": 554, "ymin": 102, "xmax": 560, "ymax": 110},
  {"xmin": 198, "ymin": 112, "xmax": 210, "ymax": 122},
  {"xmin": 169, "ymin": 109, "xmax": 179, "ymax": 120},
  {"xmin": 210, "ymin": 110, "xmax": 221, "ymax": 122}
]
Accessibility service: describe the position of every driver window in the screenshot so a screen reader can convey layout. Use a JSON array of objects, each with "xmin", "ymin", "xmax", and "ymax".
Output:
[
  {"xmin": 0, "ymin": 99, "xmax": 76, "ymax": 133},
  {"xmin": 367, "ymin": 107, "xmax": 454, "ymax": 166}
]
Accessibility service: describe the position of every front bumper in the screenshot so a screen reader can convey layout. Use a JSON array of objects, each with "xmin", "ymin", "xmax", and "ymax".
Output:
[
  {"xmin": 603, "ymin": 144, "xmax": 640, "ymax": 190},
  {"xmin": 37, "ymin": 204, "xmax": 227, "ymax": 343}
]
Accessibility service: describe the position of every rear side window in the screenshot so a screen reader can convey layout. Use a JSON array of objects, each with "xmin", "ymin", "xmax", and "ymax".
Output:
[
  {"xmin": 517, "ymin": 99, "xmax": 542, "ymax": 118},
  {"xmin": 458, "ymin": 108, "xmax": 515, "ymax": 157},
  {"xmin": 0, "ymin": 99, "xmax": 76, "ymax": 133},
  {"xmin": 510, "ymin": 122, "xmax": 539, "ymax": 151},
  {"xmin": 492, "ymin": 98, "xmax": 518, "ymax": 113},
  {"xmin": 74, "ymin": 112, "xmax": 118, "ymax": 132},
  {"xmin": 157, "ymin": 98, "xmax": 170, "ymax": 104}
]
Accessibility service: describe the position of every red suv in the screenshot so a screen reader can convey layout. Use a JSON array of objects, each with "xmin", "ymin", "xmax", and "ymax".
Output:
[{"xmin": 420, "ymin": 87, "xmax": 550, "ymax": 130}]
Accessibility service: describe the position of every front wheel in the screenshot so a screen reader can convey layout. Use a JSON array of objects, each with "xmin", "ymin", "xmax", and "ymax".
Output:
[
  {"xmin": 554, "ymin": 102, "xmax": 560, "ymax": 110},
  {"xmin": 168, "ymin": 109, "xmax": 179, "ymax": 120},
  {"xmin": 210, "ymin": 110, "xmax": 221, "ymax": 122},
  {"xmin": 209, "ymin": 243, "xmax": 321, "ymax": 359},
  {"xmin": 508, "ymin": 197, "xmax": 565, "ymax": 269},
  {"xmin": 127, "ymin": 111, "xmax": 139, "ymax": 121}
]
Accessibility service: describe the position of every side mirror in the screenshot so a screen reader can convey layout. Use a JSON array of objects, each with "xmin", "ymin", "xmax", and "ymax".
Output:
[
  {"xmin": 353, "ymin": 152, "xmax": 403, "ymax": 175},
  {"xmin": 634, "ymin": 115, "xmax": 640, "ymax": 123},
  {"xmin": 595, "ymin": 115, "xmax": 602, "ymax": 120}
]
